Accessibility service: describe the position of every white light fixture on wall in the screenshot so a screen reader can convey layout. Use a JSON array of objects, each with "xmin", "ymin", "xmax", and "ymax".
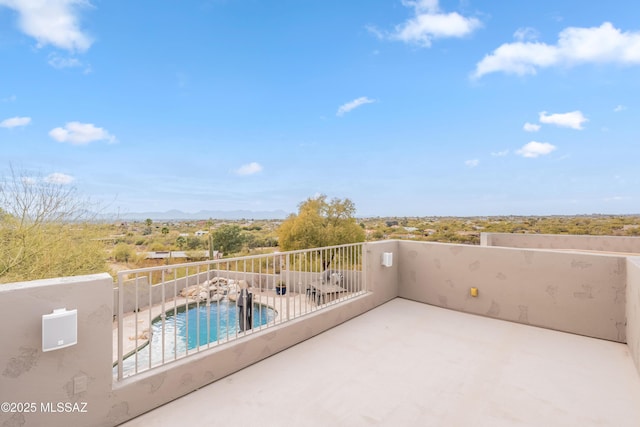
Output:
[
  {"xmin": 381, "ymin": 252, "xmax": 393, "ymax": 267},
  {"xmin": 42, "ymin": 308, "xmax": 77, "ymax": 352}
]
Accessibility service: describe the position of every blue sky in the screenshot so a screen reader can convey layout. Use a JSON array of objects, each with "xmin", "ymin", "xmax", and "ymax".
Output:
[{"xmin": 1, "ymin": 0, "xmax": 639, "ymax": 217}]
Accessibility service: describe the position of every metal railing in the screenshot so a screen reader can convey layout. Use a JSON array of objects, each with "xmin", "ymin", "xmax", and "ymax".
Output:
[{"xmin": 114, "ymin": 243, "xmax": 365, "ymax": 380}]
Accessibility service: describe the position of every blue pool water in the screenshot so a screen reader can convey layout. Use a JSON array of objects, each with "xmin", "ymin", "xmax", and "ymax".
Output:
[
  {"xmin": 117, "ymin": 300, "xmax": 275, "ymax": 375},
  {"xmin": 175, "ymin": 300, "xmax": 275, "ymax": 349}
]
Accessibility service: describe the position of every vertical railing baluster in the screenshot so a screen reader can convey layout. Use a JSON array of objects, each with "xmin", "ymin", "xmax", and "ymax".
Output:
[
  {"xmin": 206, "ymin": 262, "xmax": 211, "ymax": 350},
  {"xmin": 195, "ymin": 265, "xmax": 201, "ymax": 353},
  {"xmin": 285, "ymin": 251, "xmax": 290, "ymax": 321},
  {"xmin": 117, "ymin": 273, "xmax": 124, "ymax": 380},
  {"xmin": 346, "ymin": 245, "xmax": 350, "ymax": 299},
  {"xmin": 146, "ymin": 272, "xmax": 153, "ymax": 369},
  {"xmin": 185, "ymin": 266, "xmax": 190, "ymax": 356},
  {"xmin": 173, "ymin": 267, "xmax": 178, "ymax": 361},
  {"xmin": 234, "ymin": 259, "xmax": 239, "ymax": 340},
  {"xmin": 161, "ymin": 269, "xmax": 166, "ymax": 366},
  {"xmin": 161, "ymin": 270, "xmax": 167, "ymax": 363},
  {"xmin": 215, "ymin": 262, "xmax": 221, "ymax": 345},
  {"xmin": 353, "ymin": 244, "xmax": 357, "ymax": 294},
  {"xmin": 133, "ymin": 274, "xmax": 139, "ymax": 374},
  {"xmin": 256, "ymin": 256, "xmax": 262, "ymax": 331},
  {"xmin": 225, "ymin": 261, "xmax": 230, "ymax": 341}
]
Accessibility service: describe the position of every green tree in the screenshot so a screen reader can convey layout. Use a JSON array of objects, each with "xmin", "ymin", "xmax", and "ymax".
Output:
[
  {"xmin": 0, "ymin": 167, "xmax": 107, "ymax": 283},
  {"xmin": 185, "ymin": 236, "xmax": 203, "ymax": 250},
  {"xmin": 277, "ymin": 195, "xmax": 365, "ymax": 251},
  {"xmin": 161, "ymin": 226, "xmax": 169, "ymax": 235},
  {"xmin": 211, "ymin": 225, "xmax": 244, "ymax": 254}
]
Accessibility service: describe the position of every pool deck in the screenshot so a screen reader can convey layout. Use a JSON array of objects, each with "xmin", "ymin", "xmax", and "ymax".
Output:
[{"xmin": 119, "ymin": 298, "xmax": 640, "ymax": 426}]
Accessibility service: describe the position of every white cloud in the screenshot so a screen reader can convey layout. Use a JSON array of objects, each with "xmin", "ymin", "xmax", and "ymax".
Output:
[
  {"xmin": 48, "ymin": 53, "xmax": 92, "ymax": 73},
  {"xmin": 49, "ymin": 122, "xmax": 116, "ymax": 145},
  {"xmin": 370, "ymin": 0, "xmax": 481, "ymax": 48},
  {"xmin": 523, "ymin": 122, "xmax": 541, "ymax": 132},
  {"xmin": 366, "ymin": 25, "xmax": 385, "ymax": 40},
  {"xmin": 402, "ymin": 0, "xmax": 438, "ymax": 13},
  {"xmin": 44, "ymin": 172, "xmax": 75, "ymax": 185},
  {"xmin": 539, "ymin": 110, "xmax": 587, "ymax": 130},
  {"xmin": 1, "ymin": 95, "xmax": 17, "ymax": 102},
  {"xmin": 235, "ymin": 162, "xmax": 263, "ymax": 176},
  {"xmin": 48, "ymin": 54, "xmax": 82, "ymax": 69},
  {"xmin": 465, "ymin": 159, "xmax": 479, "ymax": 167},
  {"xmin": 47, "ymin": 52, "xmax": 91, "ymax": 72},
  {"xmin": 491, "ymin": 150, "xmax": 509, "ymax": 157},
  {"xmin": 0, "ymin": 116, "xmax": 31, "ymax": 128},
  {"xmin": 0, "ymin": 0, "xmax": 93, "ymax": 52},
  {"xmin": 513, "ymin": 27, "xmax": 540, "ymax": 42},
  {"xmin": 394, "ymin": 13, "xmax": 482, "ymax": 46},
  {"xmin": 336, "ymin": 97, "xmax": 376, "ymax": 116},
  {"xmin": 516, "ymin": 141, "xmax": 557, "ymax": 158},
  {"xmin": 390, "ymin": 0, "xmax": 482, "ymax": 47},
  {"xmin": 614, "ymin": 105, "xmax": 626, "ymax": 112},
  {"xmin": 473, "ymin": 22, "xmax": 640, "ymax": 78}
]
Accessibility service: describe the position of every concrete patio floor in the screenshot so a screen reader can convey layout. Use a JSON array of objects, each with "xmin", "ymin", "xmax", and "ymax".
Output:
[{"xmin": 120, "ymin": 298, "xmax": 640, "ymax": 426}]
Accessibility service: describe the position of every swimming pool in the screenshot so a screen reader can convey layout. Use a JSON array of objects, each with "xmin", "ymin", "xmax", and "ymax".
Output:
[{"xmin": 117, "ymin": 299, "xmax": 276, "ymax": 375}]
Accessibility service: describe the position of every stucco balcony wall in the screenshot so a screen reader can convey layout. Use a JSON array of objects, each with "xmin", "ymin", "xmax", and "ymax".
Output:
[
  {"xmin": 482, "ymin": 231, "xmax": 640, "ymax": 253},
  {"xmin": 397, "ymin": 240, "xmax": 627, "ymax": 342},
  {"xmin": 0, "ymin": 274, "xmax": 114, "ymax": 427},
  {"xmin": 628, "ymin": 257, "xmax": 640, "ymax": 376}
]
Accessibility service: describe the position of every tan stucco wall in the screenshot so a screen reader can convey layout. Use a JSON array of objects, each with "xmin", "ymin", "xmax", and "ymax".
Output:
[
  {"xmin": 482, "ymin": 232, "xmax": 640, "ymax": 254},
  {"xmin": 397, "ymin": 241, "xmax": 627, "ymax": 342},
  {"xmin": 0, "ymin": 241, "xmax": 398, "ymax": 427},
  {"xmin": 628, "ymin": 257, "xmax": 640, "ymax": 377},
  {"xmin": 0, "ymin": 274, "xmax": 114, "ymax": 427},
  {"xmin": 364, "ymin": 240, "xmax": 399, "ymax": 303}
]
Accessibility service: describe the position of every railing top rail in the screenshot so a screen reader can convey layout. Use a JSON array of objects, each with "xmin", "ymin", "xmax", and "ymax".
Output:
[
  {"xmin": 116, "ymin": 242, "xmax": 364, "ymax": 278},
  {"xmin": 271, "ymin": 242, "xmax": 363, "ymax": 258}
]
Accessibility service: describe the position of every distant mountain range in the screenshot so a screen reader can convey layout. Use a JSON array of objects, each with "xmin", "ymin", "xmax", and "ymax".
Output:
[{"xmin": 107, "ymin": 209, "xmax": 290, "ymax": 221}]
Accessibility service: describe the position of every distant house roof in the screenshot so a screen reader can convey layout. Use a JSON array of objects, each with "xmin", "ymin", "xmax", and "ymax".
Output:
[{"xmin": 145, "ymin": 251, "xmax": 213, "ymax": 259}]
